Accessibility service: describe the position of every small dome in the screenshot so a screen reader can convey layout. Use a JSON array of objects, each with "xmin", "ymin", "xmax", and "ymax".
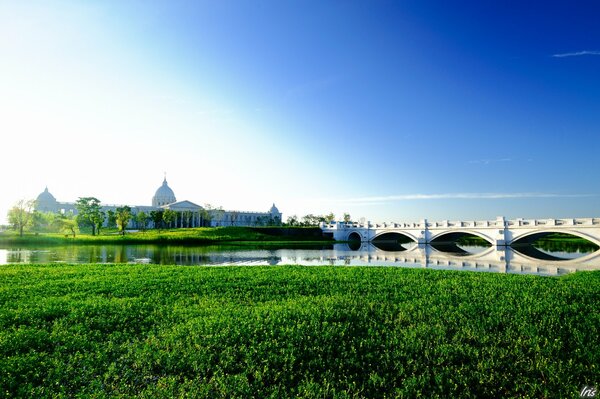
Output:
[
  {"xmin": 269, "ymin": 203, "xmax": 280, "ymax": 214},
  {"xmin": 152, "ymin": 177, "xmax": 177, "ymax": 206}
]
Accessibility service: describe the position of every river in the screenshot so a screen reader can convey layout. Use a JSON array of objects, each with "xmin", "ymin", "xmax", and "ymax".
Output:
[{"xmin": 1, "ymin": 241, "xmax": 599, "ymax": 276}]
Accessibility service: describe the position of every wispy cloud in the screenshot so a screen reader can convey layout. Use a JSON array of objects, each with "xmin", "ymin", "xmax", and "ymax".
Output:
[
  {"xmin": 327, "ymin": 192, "xmax": 596, "ymax": 205},
  {"xmin": 552, "ymin": 50, "xmax": 600, "ymax": 58},
  {"xmin": 468, "ymin": 158, "xmax": 512, "ymax": 165}
]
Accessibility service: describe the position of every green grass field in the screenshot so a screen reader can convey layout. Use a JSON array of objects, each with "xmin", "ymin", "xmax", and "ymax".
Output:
[
  {"xmin": 0, "ymin": 265, "xmax": 598, "ymax": 398},
  {"xmin": 0, "ymin": 226, "xmax": 330, "ymax": 246}
]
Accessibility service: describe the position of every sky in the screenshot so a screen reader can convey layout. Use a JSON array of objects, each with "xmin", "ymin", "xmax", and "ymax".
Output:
[{"xmin": 1, "ymin": 0, "xmax": 599, "ymax": 224}]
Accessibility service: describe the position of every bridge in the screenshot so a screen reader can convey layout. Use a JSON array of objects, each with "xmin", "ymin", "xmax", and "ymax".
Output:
[{"xmin": 319, "ymin": 216, "xmax": 600, "ymax": 247}]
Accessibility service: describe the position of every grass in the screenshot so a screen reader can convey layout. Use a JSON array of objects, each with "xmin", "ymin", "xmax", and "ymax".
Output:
[
  {"xmin": 0, "ymin": 264, "xmax": 598, "ymax": 398},
  {"xmin": 0, "ymin": 226, "xmax": 331, "ymax": 246}
]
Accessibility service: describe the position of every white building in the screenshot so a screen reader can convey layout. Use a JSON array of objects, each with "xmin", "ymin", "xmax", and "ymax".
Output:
[{"xmin": 34, "ymin": 177, "xmax": 282, "ymax": 228}]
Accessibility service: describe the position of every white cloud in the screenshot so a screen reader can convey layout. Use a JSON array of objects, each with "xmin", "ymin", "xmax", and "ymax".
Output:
[
  {"xmin": 468, "ymin": 158, "xmax": 512, "ymax": 165},
  {"xmin": 552, "ymin": 50, "xmax": 600, "ymax": 58}
]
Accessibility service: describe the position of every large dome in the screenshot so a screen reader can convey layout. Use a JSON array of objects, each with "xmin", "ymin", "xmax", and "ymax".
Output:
[
  {"xmin": 152, "ymin": 178, "xmax": 177, "ymax": 206},
  {"xmin": 35, "ymin": 187, "xmax": 58, "ymax": 212}
]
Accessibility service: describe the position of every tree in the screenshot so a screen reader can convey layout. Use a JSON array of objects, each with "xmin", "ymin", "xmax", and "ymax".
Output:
[
  {"xmin": 136, "ymin": 211, "xmax": 149, "ymax": 231},
  {"xmin": 286, "ymin": 215, "xmax": 299, "ymax": 226},
  {"xmin": 163, "ymin": 209, "xmax": 176, "ymax": 229},
  {"xmin": 324, "ymin": 212, "xmax": 335, "ymax": 223},
  {"xmin": 182, "ymin": 210, "xmax": 193, "ymax": 228},
  {"xmin": 229, "ymin": 211, "xmax": 239, "ymax": 226},
  {"xmin": 301, "ymin": 214, "xmax": 321, "ymax": 226},
  {"xmin": 255, "ymin": 215, "xmax": 268, "ymax": 226},
  {"xmin": 106, "ymin": 210, "xmax": 117, "ymax": 229},
  {"xmin": 75, "ymin": 197, "xmax": 104, "ymax": 236},
  {"xmin": 204, "ymin": 204, "xmax": 224, "ymax": 227},
  {"xmin": 298, "ymin": 213, "xmax": 335, "ymax": 227},
  {"xmin": 343, "ymin": 213, "xmax": 352, "ymax": 223},
  {"xmin": 52, "ymin": 215, "xmax": 78, "ymax": 238},
  {"xmin": 7, "ymin": 199, "xmax": 34, "ymax": 236},
  {"xmin": 150, "ymin": 210, "xmax": 164, "ymax": 230},
  {"xmin": 31, "ymin": 211, "xmax": 57, "ymax": 232},
  {"xmin": 92, "ymin": 210, "xmax": 105, "ymax": 236},
  {"xmin": 115, "ymin": 206, "xmax": 132, "ymax": 236}
]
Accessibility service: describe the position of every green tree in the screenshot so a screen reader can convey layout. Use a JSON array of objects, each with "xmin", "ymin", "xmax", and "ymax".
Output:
[
  {"xmin": 343, "ymin": 213, "xmax": 352, "ymax": 223},
  {"xmin": 150, "ymin": 210, "xmax": 164, "ymax": 230},
  {"xmin": 115, "ymin": 206, "xmax": 132, "ymax": 236},
  {"xmin": 136, "ymin": 211, "xmax": 149, "ymax": 231},
  {"xmin": 286, "ymin": 215, "xmax": 299, "ymax": 226},
  {"xmin": 75, "ymin": 197, "xmax": 103, "ymax": 236},
  {"xmin": 52, "ymin": 215, "xmax": 78, "ymax": 238},
  {"xmin": 324, "ymin": 212, "xmax": 335, "ymax": 223},
  {"xmin": 229, "ymin": 211, "xmax": 239, "ymax": 226},
  {"xmin": 255, "ymin": 215, "xmax": 268, "ymax": 226},
  {"xmin": 271, "ymin": 215, "xmax": 282, "ymax": 226},
  {"xmin": 7, "ymin": 199, "xmax": 35, "ymax": 237},
  {"xmin": 163, "ymin": 209, "xmax": 176, "ymax": 229},
  {"xmin": 301, "ymin": 214, "xmax": 319, "ymax": 226},
  {"xmin": 93, "ymin": 211, "xmax": 105, "ymax": 236},
  {"xmin": 204, "ymin": 204, "xmax": 224, "ymax": 227},
  {"xmin": 31, "ymin": 211, "xmax": 57, "ymax": 232},
  {"xmin": 182, "ymin": 210, "xmax": 193, "ymax": 228},
  {"xmin": 106, "ymin": 210, "xmax": 117, "ymax": 229}
]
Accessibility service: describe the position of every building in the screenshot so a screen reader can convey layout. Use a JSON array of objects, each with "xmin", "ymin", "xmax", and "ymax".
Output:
[{"xmin": 34, "ymin": 177, "xmax": 282, "ymax": 228}]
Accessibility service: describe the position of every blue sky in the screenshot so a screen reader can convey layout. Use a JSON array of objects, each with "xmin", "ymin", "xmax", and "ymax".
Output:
[{"xmin": 1, "ymin": 1, "xmax": 599, "ymax": 223}]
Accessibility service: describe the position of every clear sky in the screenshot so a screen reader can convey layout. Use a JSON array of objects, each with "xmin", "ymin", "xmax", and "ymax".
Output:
[{"xmin": 1, "ymin": 1, "xmax": 599, "ymax": 224}]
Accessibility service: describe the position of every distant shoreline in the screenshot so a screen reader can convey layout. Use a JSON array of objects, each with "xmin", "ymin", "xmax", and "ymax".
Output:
[{"xmin": 0, "ymin": 226, "xmax": 334, "ymax": 246}]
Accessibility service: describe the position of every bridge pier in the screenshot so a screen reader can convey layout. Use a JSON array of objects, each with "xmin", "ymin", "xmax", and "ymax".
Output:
[{"xmin": 418, "ymin": 219, "xmax": 429, "ymax": 245}]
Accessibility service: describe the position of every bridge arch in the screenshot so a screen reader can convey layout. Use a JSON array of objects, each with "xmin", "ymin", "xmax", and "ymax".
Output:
[
  {"xmin": 429, "ymin": 230, "xmax": 495, "ymax": 245},
  {"xmin": 511, "ymin": 246, "xmax": 600, "ymax": 265},
  {"xmin": 428, "ymin": 245, "xmax": 497, "ymax": 259},
  {"xmin": 372, "ymin": 231, "xmax": 418, "ymax": 243},
  {"xmin": 347, "ymin": 232, "xmax": 362, "ymax": 242},
  {"xmin": 510, "ymin": 229, "xmax": 600, "ymax": 247}
]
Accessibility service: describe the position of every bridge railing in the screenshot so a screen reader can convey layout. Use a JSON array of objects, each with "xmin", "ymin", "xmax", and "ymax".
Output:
[{"xmin": 507, "ymin": 218, "xmax": 599, "ymax": 227}]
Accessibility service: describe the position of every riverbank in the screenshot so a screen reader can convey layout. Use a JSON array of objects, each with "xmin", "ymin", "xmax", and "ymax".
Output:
[
  {"xmin": 0, "ymin": 264, "xmax": 597, "ymax": 397},
  {"xmin": 0, "ymin": 226, "xmax": 332, "ymax": 246}
]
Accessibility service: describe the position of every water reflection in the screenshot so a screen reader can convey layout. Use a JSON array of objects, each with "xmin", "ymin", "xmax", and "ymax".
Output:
[{"xmin": 1, "ymin": 242, "xmax": 599, "ymax": 276}]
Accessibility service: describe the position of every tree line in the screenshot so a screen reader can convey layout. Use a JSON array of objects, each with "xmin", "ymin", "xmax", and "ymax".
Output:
[
  {"xmin": 5, "ymin": 198, "xmax": 289, "ymax": 237},
  {"xmin": 284, "ymin": 212, "xmax": 352, "ymax": 227}
]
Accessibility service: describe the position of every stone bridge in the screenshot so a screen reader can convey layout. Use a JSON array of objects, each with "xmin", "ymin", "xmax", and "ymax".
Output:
[{"xmin": 320, "ymin": 216, "xmax": 600, "ymax": 247}]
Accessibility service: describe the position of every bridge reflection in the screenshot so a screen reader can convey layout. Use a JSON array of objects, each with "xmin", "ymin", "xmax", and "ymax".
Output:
[{"xmin": 341, "ymin": 242, "xmax": 600, "ymax": 275}]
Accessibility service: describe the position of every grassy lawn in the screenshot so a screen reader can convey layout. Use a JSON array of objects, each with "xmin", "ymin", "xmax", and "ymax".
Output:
[
  {"xmin": 0, "ymin": 265, "xmax": 598, "ymax": 398},
  {"xmin": 0, "ymin": 226, "xmax": 330, "ymax": 246}
]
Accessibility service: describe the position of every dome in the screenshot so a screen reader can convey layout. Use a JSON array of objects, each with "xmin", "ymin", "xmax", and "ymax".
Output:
[
  {"xmin": 152, "ymin": 177, "xmax": 177, "ymax": 207},
  {"xmin": 35, "ymin": 187, "xmax": 58, "ymax": 212},
  {"xmin": 269, "ymin": 203, "xmax": 280, "ymax": 214},
  {"xmin": 36, "ymin": 187, "xmax": 57, "ymax": 203}
]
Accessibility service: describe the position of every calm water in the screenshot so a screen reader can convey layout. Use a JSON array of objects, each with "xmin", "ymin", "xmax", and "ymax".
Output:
[{"xmin": 1, "ymin": 242, "xmax": 599, "ymax": 276}]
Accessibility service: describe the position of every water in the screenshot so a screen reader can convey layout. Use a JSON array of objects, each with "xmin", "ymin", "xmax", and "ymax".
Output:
[{"xmin": 1, "ymin": 242, "xmax": 599, "ymax": 276}]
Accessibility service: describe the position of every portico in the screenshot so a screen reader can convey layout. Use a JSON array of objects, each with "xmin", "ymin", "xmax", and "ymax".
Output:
[{"xmin": 162, "ymin": 200, "xmax": 205, "ymax": 228}]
